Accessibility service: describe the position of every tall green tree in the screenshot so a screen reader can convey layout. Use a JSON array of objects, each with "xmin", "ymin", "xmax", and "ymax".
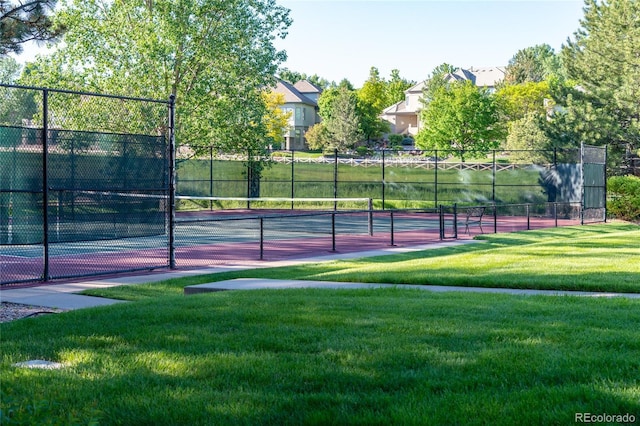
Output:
[
  {"xmin": 558, "ymin": 0, "xmax": 640, "ymax": 163},
  {"xmin": 278, "ymin": 68, "xmax": 305, "ymax": 85},
  {"xmin": 358, "ymin": 67, "xmax": 387, "ymax": 112},
  {"xmin": 337, "ymin": 78, "xmax": 354, "ymax": 91},
  {"xmin": 356, "ymin": 67, "xmax": 390, "ymax": 143},
  {"xmin": 21, "ymin": 0, "xmax": 291, "ymax": 156},
  {"xmin": 304, "ymin": 122, "xmax": 330, "ymax": 151},
  {"xmin": 421, "ymin": 62, "xmax": 456, "ymax": 103},
  {"xmin": 503, "ymin": 44, "xmax": 563, "ymax": 86},
  {"xmin": 0, "ymin": 56, "xmax": 37, "ymax": 125},
  {"xmin": 496, "ymin": 81, "xmax": 551, "ymax": 122},
  {"xmin": 0, "ymin": 0, "xmax": 63, "ymax": 56},
  {"xmin": 416, "ymin": 80, "xmax": 506, "ymax": 161},
  {"xmin": 496, "ymin": 80, "xmax": 554, "ymax": 160},
  {"xmin": 505, "ymin": 112, "xmax": 552, "ymax": 163},
  {"xmin": 321, "ymin": 86, "xmax": 361, "ymax": 152},
  {"xmin": 385, "ymin": 68, "xmax": 414, "ymax": 105},
  {"xmin": 0, "ymin": 55, "xmax": 20, "ymax": 81}
]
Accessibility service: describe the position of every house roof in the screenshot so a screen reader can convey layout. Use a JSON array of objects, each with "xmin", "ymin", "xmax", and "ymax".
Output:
[
  {"xmin": 382, "ymin": 100, "xmax": 407, "ymax": 114},
  {"xmin": 273, "ymin": 79, "xmax": 317, "ymax": 106},
  {"xmin": 405, "ymin": 81, "xmax": 426, "ymax": 94},
  {"xmin": 401, "ymin": 66, "xmax": 505, "ymax": 96},
  {"xmin": 446, "ymin": 67, "xmax": 506, "ymax": 88},
  {"xmin": 467, "ymin": 66, "xmax": 506, "ymax": 87},
  {"xmin": 293, "ymin": 80, "xmax": 323, "ymax": 95}
]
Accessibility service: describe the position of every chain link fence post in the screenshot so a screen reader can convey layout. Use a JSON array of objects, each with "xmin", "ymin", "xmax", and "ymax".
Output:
[{"xmin": 169, "ymin": 94, "xmax": 176, "ymax": 269}]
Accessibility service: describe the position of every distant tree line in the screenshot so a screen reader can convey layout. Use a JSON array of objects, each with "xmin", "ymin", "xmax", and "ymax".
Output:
[{"xmin": 1, "ymin": 0, "xmax": 637, "ymax": 178}]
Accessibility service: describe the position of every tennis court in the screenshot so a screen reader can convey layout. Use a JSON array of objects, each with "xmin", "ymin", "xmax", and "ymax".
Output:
[
  {"xmin": 1, "ymin": 198, "xmax": 583, "ymax": 285},
  {"xmin": 0, "ymin": 84, "xmax": 606, "ymax": 286}
]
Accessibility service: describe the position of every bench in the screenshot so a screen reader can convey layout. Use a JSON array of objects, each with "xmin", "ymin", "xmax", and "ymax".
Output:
[{"xmin": 464, "ymin": 207, "xmax": 485, "ymax": 234}]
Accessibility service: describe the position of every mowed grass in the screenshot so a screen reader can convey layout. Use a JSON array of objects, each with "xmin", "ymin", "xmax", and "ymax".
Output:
[
  {"xmin": 2, "ymin": 223, "xmax": 640, "ymax": 425},
  {"xmin": 86, "ymin": 222, "xmax": 640, "ymax": 301}
]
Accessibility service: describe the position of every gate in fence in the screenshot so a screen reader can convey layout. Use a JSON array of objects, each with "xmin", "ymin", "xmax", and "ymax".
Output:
[{"xmin": 581, "ymin": 145, "xmax": 607, "ymax": 223}]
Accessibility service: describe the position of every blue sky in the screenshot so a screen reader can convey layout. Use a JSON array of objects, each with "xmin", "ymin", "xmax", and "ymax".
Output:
[
  {"xmin": 275, "ymin": 0, "xmax": 586, "ymax": 87},
  {"xmin": 10, "ymin": 0, "xmax": 586, "ymax": 89}
]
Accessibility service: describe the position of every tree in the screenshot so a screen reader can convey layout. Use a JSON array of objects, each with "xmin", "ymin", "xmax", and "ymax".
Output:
[
  {"xmin": 261, "ymin": 91, "xmax": 291, "ymax": 149},
  {"xmin": 278, "ymin": 68, "xmax": 305, "ymax": 85},
  {"xmin": 20, "ymin": 0, "xmax": 291, "ymax": 157},
  {"xmin": 305, "ymin": 74, "xmax": 331, "ymax": 91},
  {"xmin": 278, "ymin": 68, "xmax": 330, "ymax": 89},
  {"xmin": 0, "ymin": 56, "xmax": 37, "ymax": 125},
  {"xmin": 496, "ymin": 81, "xmax": 551, "ymax": 122},
  {"xmin": 356, "ymin": 98, "xmax": 389, "ymax": 144},
  {"xmin": 422, "ymin": 62, "xmax": 456, "ymax": 103},
  {"xmin": 1, "ymin": 0, "xmax": 64, "ymax": 56},
  {"xmin": 0, "ymin": 55, "xmax": 20, "ymax": 81},
  {"xmin": 336, "ymin": 78, "xmax": 354, "ymax": 91},
  {"xmin": 304, "ymin": 122, "xmax": 330, "ymax": 151},
  {"xmin": 356, "ymin": 66, "xmax": 390, "ymax": 143},
  {"xmin": 358, "ymin": 67, "xmax": 387, "ymax": 112},
  {"xmin": 502, "ymin": 44, "xmax": 562, "ymax": 86},
  {"xmin": 505, "ymin": 112, "xmax": 552, "ymax": 163},
  {"xmin": 495, "ymin": 80, "xmax": 553, "ymax": 156},
  {"xmin": 416, "ymin": 80, "xmax": 506, "ymax": 161},
  {"xmin": 559, "ymin": 0, "xmax": 640, "ymax": 161},
  {"xmin": 323, "ymin": 86, "xmax": 361, "ymax": 152},
  {"xmin": 386, "ymin": 68, "xmax": 414, "ymax": 105}
]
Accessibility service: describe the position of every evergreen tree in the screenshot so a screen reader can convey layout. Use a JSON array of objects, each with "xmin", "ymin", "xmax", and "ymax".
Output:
[
  {"xmin": 559, "ymin": 0, "xmax": 640, "ymax": 162},
  {"xmin": 323, "ymin": 87, "xmax": 361, "ymax": 152},
  {"xmin": 0, "ymin": 0, "xmax": 63, "ymax": 55},
  {"xmin": 503, "ymin": 44, "xmax": 562, "ymax": 86}
]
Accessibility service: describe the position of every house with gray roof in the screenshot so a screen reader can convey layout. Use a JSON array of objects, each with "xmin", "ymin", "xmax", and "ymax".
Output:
[
  {"xmin": 272, "ymin": 79, "xmax": 322, "ymax": 150},
  {"xmin": 381, "ymin": 66, "xmax": 505, "ymax": 136}
]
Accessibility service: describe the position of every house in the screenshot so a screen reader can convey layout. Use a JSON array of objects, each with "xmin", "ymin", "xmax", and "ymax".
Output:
[
  {"xmin": 272, "ymin": 79, "xmax": 322, "ymax": 150},
  {"xmin": 381, "ymin": 66, "xmax": 505, "ymax": 136}
]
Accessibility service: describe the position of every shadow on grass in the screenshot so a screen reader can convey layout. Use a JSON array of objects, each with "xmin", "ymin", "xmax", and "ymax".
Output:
[{"xmin": 2, "ymin": 290, "xmax": 640, "ymax": 425}]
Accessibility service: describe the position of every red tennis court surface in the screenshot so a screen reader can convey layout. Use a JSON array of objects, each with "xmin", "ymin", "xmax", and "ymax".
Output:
[{"xmin": 1, "ymin": 215, "xmax": 582, "ymax": 287}]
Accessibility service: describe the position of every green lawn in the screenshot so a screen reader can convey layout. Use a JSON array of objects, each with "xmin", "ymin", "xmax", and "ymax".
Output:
[
  {"xmin": 86, "ymin": 223, "xmax": 640, "ymax": 301},
  {"xmin": 2, "ymin": 223, "xmax": 639, "ymax": 425}
]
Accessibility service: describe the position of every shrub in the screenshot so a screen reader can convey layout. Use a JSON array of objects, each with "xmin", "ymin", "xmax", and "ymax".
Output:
[
  {"xmin": 388, "ymin": 134, "xmax": 404, "ymax": 149},
  {"xmin": 355, "ymin": 146, "xmax": 372, "ymax": 157},
  {"xmin": 607, "ymin": 175, "xmax": 640, "ymax": 221}
]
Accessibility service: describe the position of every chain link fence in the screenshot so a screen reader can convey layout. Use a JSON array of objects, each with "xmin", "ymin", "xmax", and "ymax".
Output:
[
  {"xmin": 175, "ymin": 146, "xmax": 588, "ymax": 209},
  {"xmin": 1, "ymin": 84, "xmax": 173, "ymax": 284},
  {"xmin": 1, "ymin": 83, "xmax": 607, "ymax": 285}
]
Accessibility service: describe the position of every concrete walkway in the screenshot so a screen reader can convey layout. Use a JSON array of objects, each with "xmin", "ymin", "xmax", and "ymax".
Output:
[
  {"xmin": 184, "ymin": 278, "xmax": 640, "ymax": 299},
  {"xmin": 2, "ymin": 240, "xmax": 640, "ymax": 309}
]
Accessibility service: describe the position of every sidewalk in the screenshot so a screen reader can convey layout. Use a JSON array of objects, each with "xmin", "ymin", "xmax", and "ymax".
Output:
[
  {"xmin": 2, "ymin": 240, "xmax": 639, "ymax": 310},
  {"xmin": 185, "ymin": 278, "xmax": 640, "ymax": 299}
]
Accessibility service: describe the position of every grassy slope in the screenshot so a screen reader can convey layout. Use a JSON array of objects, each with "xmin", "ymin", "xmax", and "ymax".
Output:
[{"xmin": 2, "ymin": 223, "xmax": 639, "ymax": 425}]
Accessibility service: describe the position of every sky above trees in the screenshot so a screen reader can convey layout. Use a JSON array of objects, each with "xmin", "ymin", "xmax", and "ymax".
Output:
[
  {"xmin": 275, "ymin": 0, "xmax": 585, "ymax": 87},
  {"xmin": 9, "ymin": 1, "xmax": 586, "ymax": 89}
]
